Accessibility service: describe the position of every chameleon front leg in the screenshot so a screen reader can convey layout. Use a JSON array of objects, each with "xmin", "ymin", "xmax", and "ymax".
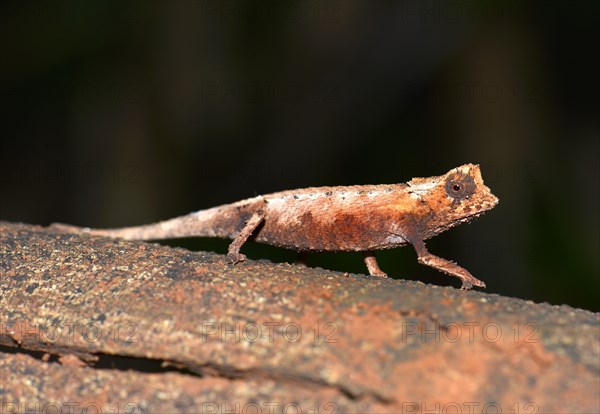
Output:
[
  {"xmin": 409, "ymin": 238, "xmax": 485, "ymax": 289},
  {"xmin": 363, "ymin": 251, "xmax": 388, "ymax": 277},
  {"xmin": 227, "ymin": 212, "xmax": 265, "ymax": 264}
]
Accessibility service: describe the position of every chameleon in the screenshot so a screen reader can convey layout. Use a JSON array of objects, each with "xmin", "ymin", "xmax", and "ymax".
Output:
[{"xmin": 52, "ymin": 163, "xmax": 499, "ymax": 289}]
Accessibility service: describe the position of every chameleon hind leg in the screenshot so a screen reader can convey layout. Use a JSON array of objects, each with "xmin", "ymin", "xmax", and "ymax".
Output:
[{"xmin": 227, "ymin": 212, "xmax": 265, "ymax": 264}]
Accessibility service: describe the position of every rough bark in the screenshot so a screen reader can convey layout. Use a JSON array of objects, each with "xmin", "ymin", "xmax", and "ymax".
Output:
[{"xmin": 1, "ymin": 221, "xmax": 598, "ymax": 413}]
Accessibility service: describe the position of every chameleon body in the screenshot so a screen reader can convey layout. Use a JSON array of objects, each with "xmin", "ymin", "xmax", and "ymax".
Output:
[{"xmin": 53, "ymin": 164, "xmax": 498, "ymax": 289}]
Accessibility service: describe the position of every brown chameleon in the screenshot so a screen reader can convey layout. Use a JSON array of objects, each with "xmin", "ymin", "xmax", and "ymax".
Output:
[{"xmin": 52, "ymin": 163, "xmax": 499, "ymax": 289}]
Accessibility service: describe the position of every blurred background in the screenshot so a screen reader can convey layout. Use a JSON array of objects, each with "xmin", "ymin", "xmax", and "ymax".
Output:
[{"xmin": 1, "ymin": 1, "xmax": 598, "ymax": 311}]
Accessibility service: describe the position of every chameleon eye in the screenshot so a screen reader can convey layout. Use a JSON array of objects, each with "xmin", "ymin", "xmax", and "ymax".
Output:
[
  {"xmin": 445, "ymin": 174, "xmax": 476, "ymax": 200},
  {"xmin": 448, "ymin": 181, "xmax": 464, "ymax": 196}
]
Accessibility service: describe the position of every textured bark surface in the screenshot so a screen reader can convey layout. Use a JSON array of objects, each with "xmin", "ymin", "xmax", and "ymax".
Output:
[{"xmin": 1, "ymin": 221, "xmax": 598, "ymax": 413}]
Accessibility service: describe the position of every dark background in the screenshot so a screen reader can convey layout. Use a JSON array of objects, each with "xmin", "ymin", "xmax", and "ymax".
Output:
[{"xmin": 1, "ymin": 1, "xmax": 598, "ymax": 311}]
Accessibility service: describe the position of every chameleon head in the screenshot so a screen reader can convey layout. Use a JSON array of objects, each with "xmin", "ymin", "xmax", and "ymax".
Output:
[{"xmin": 408, "ymin": 163, "xmax": 499, "ymax": 237}]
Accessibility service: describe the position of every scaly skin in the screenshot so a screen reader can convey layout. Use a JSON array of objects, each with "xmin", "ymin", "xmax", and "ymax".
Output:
[{"xmin": 52, "ymin": 164, "xmax": 499, "ymax": 289}]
